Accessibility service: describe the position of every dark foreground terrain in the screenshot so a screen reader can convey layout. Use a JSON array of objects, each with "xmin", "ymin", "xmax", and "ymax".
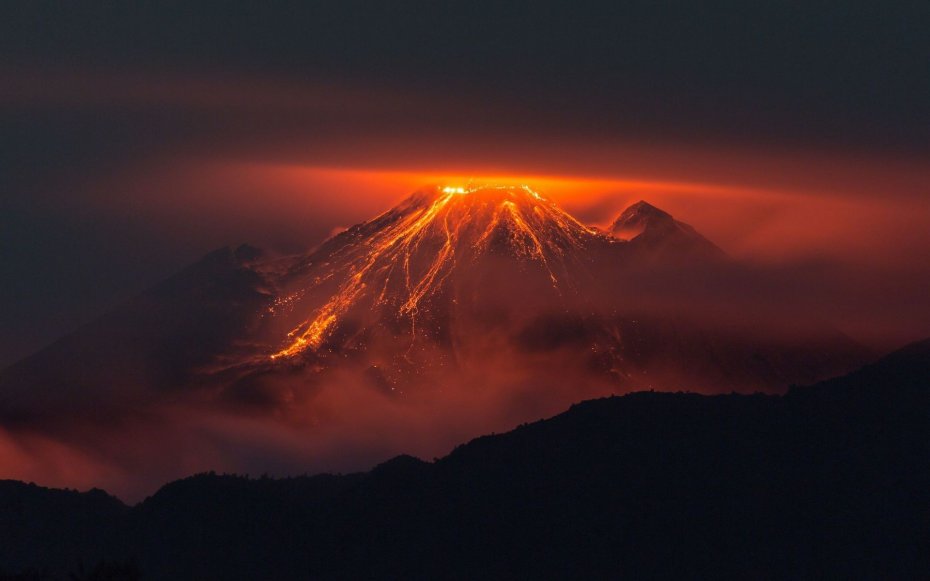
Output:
[{"xmin": 1, "ymin": 339, "xmax": 927, "ymax": 580}]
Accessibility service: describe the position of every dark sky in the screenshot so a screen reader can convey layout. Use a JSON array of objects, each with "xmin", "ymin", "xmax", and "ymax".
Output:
[{"xmin": 2, "ymin": 1, "xmax": 929, "ymax": 367}]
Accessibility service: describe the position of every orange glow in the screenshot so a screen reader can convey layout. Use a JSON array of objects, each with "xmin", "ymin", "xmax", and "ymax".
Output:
[{"xmin": 250, "ymin": 164, "xmax": 786, "ymax": 202}]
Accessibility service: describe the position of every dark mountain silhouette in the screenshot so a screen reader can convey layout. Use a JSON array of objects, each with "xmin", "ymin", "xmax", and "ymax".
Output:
[{"xmin": 1, "ymin": 338, "xmax": 926, "ymax": 580}]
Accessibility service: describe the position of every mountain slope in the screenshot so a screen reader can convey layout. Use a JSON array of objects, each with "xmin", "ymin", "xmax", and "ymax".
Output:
[
  {"xmin": 0, "ymin": 338, "xmax": 926, "ymax": 579},
  {"xmin": 0, "ymin": 245, "xmax": 271, "ymax": 422}
]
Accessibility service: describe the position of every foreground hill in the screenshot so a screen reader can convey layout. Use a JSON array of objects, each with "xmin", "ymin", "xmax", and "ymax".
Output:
[{"xmin": 1, "ymin": 339, "xmax": 927, "ymax": 579}]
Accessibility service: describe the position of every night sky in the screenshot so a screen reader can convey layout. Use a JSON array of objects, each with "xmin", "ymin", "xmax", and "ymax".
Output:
[{"xmin": 2, "ymin": 1, "xmax": 929, "ymax": 367}]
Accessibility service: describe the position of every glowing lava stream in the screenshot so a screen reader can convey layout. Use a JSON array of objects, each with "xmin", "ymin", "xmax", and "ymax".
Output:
[{"xmin": 271, "ymin": 184, "xmax": 595, "ymax": 359}]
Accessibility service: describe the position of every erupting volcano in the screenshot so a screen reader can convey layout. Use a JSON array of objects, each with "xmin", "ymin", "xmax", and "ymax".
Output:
[
  {"xmin": 0, "ymin": 184, "xmax": 869, "ymax": 422},
  {"xmin": 269, "ymin": 184, "xmax": 601, "ymax": 359},
  {"xmin": 0, "ymin": 182, "xmax": 873, "ymax": 498}
]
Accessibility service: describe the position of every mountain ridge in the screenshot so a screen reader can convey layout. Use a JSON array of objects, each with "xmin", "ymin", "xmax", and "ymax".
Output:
[{"xmin": 0, "ymin": 337, "xmax": 926, "ymax": 579}]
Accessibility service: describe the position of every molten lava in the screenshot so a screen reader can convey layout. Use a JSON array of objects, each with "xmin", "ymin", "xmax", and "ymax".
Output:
[{"xmin": 272, "ymin": 184, "xmax": 599, "ymax": 358}]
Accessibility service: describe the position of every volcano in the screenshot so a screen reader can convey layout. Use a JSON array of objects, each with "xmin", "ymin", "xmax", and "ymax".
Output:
[
  {"xmin": 267, "ymin": 185, "xmax": 600, "ymax": 360},
  {"xmin": 0, "ymin": 185, "xmax": 868, "ymax": 419},
  {"xmin": 0, "ymin": 184, "xmax": 871, "ymax": 496}
]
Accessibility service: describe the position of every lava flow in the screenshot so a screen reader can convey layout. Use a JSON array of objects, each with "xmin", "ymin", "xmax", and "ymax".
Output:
[{"xmin": 272, "ymin": 184, "xmax": 599, "ymax": 359}]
